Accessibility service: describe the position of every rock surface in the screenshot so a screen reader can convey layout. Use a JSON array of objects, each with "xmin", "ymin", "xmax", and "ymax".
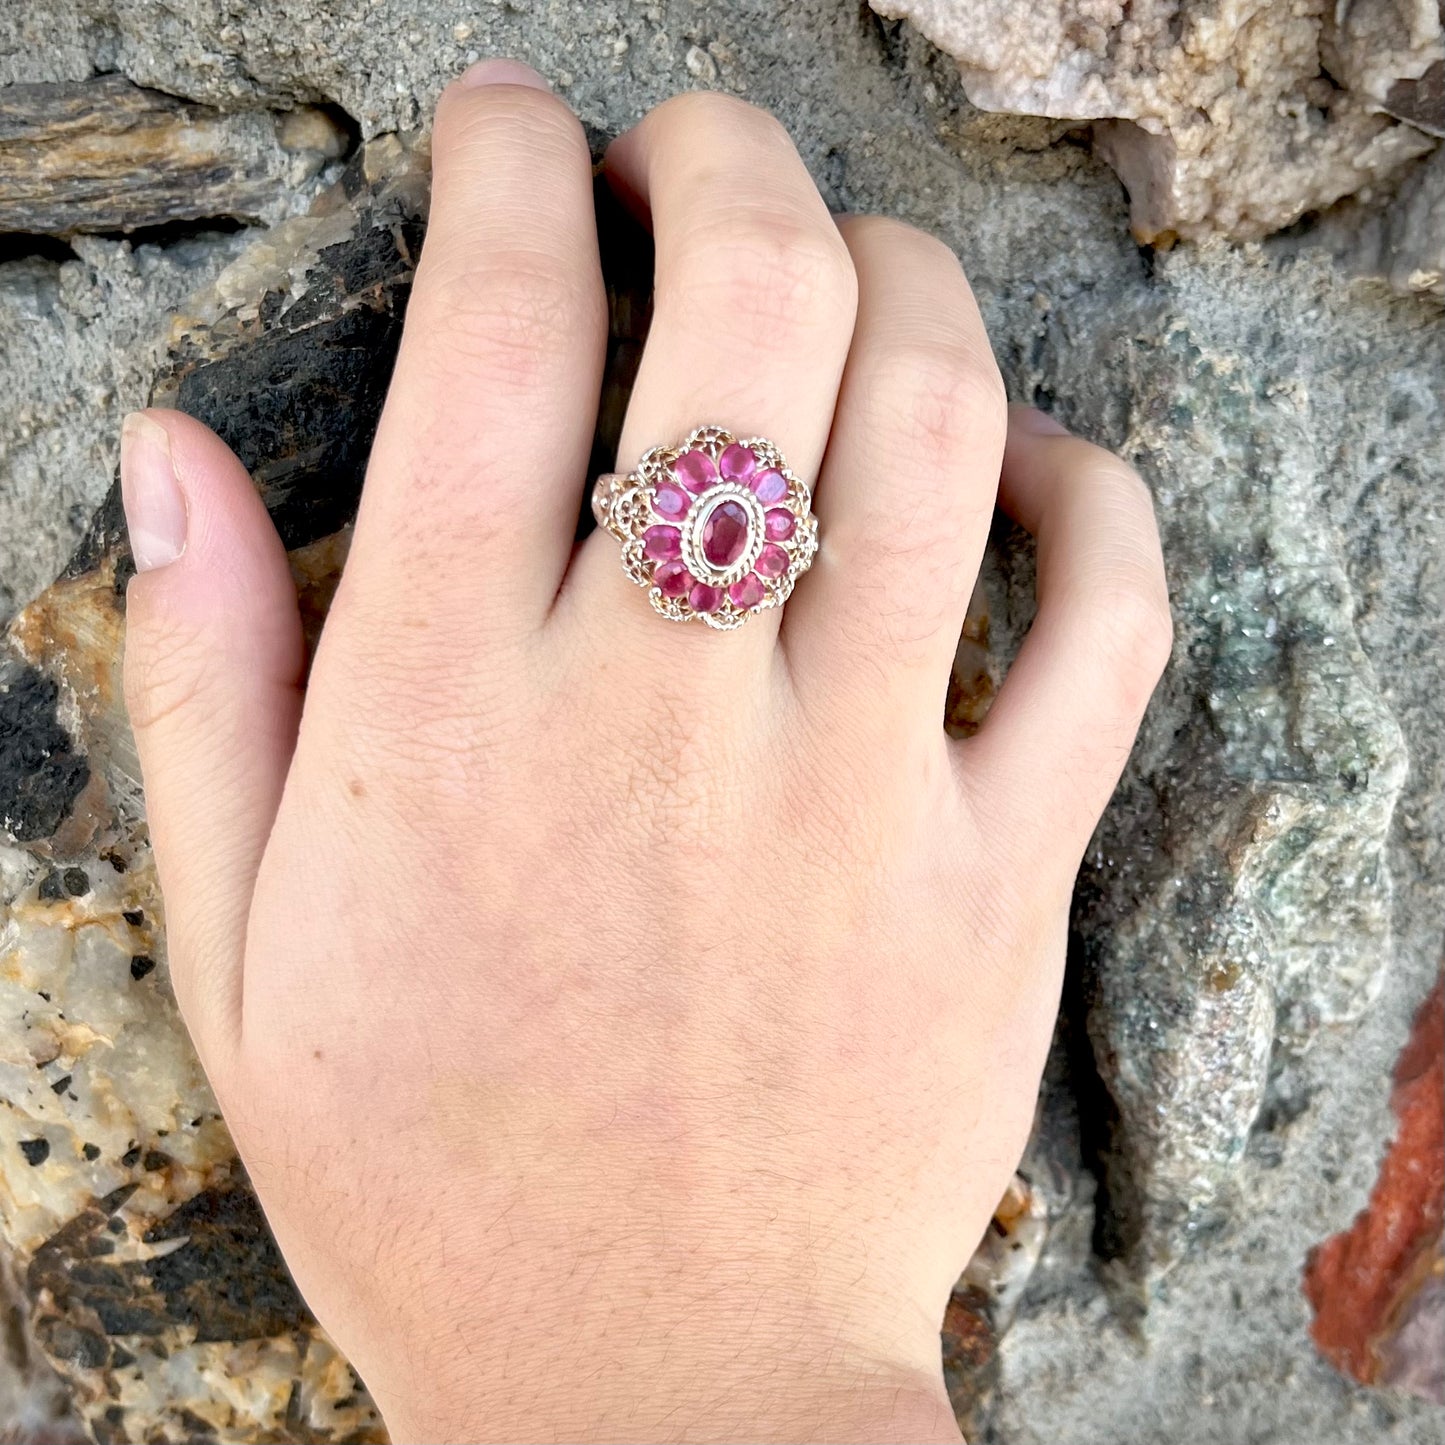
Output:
[
  {"xmin": 869, "ymin": 0, "xmax": 1442, "ymax": 246},
  {"xmin": 0, "ymin": 133, "xmax": 427, "ymax": 1445},
  {"xmin": 1, "ymin": 3, "xmax": 1443, "ymax": 1444},
  {"xmin": 1330, "ymin": 142, "xmax": 1445, "ymax": 297},
  {"xmin": 988, "ymin": 237, "xmax": 1445, "ymax": 1445},
  {"xmin": 0, "ymin": 75, "xmax": 348, "ymax": 237},
  {"xmin": 0, "ymin": 234, "xmax": 249, "ymax": 621},
  {"xmin": 1032, "ymin": 254, "xmax": 1412, "ymax": 1285}
]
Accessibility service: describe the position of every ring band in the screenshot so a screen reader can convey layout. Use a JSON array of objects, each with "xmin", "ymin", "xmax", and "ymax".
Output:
[{"xmin": 592, "ymin": 425, "xmax": 819, "ymax": 629}]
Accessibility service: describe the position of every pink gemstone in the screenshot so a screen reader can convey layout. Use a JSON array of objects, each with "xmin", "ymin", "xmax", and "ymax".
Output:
[
  {"xmin": 688, "ymin": 582, "xmax": 723, "ymax": 613},
  {"xmin": 764, "ymin": 509, "xmax": 796, "ymax": 541},
  {"xmin": 729, "ymin": 573, "xmax": 766, "ymax": 609},
  {"xmin": 702, "ymin": 499, "xmax": 751, "ymax": 567},
  {"xmin": 643, "ymin": 525, "xmax": 681, "ymax": 560},
  {"xmin": 654, "ymin": 560, "xmax": 692, "ymax": 598},
  {"xmin": 754, "ymin": 544, "xmax": 789, "ymax": 579},
  {"xmin": 718, "ymin": 444, "xmax": 759, "ymax": 482},
  {"xmin": 750, "ymin": 468, "xmax": 788, "ymax": 505},
  {"xmin": 673, "ymin": 449, "xmax": 719, "ymax": 494},
  {"xmin": 653, "ymin": 482, "xmax": 691, "ymax": 519}
]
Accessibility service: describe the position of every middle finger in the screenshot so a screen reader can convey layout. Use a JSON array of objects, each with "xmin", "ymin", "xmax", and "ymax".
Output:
[{"xmin": 561, "ymin": 94, "xmax": 857, "ymax": 663}]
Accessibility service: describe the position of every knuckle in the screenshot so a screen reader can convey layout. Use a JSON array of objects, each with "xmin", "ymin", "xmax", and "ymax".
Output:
[
  {"xmin": 669, "ymin": 211, "xmax": 857, "ymax": 344},
  {"xmin": 1081, "ymin": 449, "xmax": 1157, "ymax": 519},
  {"xmin": 411, "ymin": 250, "xmax": 603, "ymax": 392},
  {"xmin": 1115, "ymin": 577, "xmax": 1175, "ymax": 680},
  {"xmin": 865, "ymin": 335, "xmax": 1007, "ymax": 469},
  {"xmin": 1077, "ymin": 462, "xmax": 1170, "ymax": 634},
  {"xmin": 1086, "ymin": 559, "xmax": 1174, "ymax": 708}
]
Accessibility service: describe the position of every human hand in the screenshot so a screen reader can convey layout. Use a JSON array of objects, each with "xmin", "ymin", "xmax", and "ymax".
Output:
[{"xmin": 118, "ymin": 60, "xmax": 1170, "ymax": 1444}]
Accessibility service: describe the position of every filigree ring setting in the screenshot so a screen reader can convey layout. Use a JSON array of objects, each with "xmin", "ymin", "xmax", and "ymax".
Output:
[{"xmin": 591, "ymin": 425, "xmax": 819, "ymax": 630}]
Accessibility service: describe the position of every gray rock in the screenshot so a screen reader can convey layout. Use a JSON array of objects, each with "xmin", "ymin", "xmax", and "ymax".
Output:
[
  {"xmin": 0, "ymin": 232, "xmax": 249, "ymax": 621},
  {"xmin": 1335, "ymin": 144, "xmax": 1445, "ymax": 299},
  {"xmin": 0, "ymin": 3, "xmax": 1442, "ymax": 1443},
  {"xmin": 1015, "ymin": 249, "xmax": 1413, "ymax": 1284},
  {"xmin": 0, "ymin": 75, "xmax": 348, "ymax": 236},
  {"xmin": 993, "ymin": 242, "xmax": 1445, "ymax": 1443}
]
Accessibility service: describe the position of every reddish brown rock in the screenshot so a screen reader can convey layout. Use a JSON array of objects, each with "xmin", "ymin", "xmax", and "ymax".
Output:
[
  {"xmin": 1304, "ymin": 974, "xmax": 1444, "ymax": 1403},
  {"xmin": 940, "ymin": 1176, "xmax": 1048, "ymax": 1438},
  {"xmin": 944, "ymin": 582, "xmax": 996, "ymax": 738}
]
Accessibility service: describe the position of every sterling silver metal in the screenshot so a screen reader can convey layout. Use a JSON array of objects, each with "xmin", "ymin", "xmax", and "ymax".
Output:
[{"xmin": 592, "ymin": 425, "xmax": 819, "ymax": 630}]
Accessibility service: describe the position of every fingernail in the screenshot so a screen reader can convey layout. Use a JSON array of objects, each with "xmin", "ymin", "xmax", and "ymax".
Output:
[
  {"xmin": 455, "ymin": 58, "xmax": 550, "ymax": 91},
  {"xmin": 120, "ymin": 412, "xmax": 187, "ymax": 571},
  {"xmin": 1011, "ymin": 404, "xmax": 1071, "ymax": 437}
]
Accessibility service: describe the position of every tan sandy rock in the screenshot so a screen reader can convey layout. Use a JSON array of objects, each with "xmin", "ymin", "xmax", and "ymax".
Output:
[{"xmin": 870, "ymin": 0, "xmax": 1441, "ymax": 242}]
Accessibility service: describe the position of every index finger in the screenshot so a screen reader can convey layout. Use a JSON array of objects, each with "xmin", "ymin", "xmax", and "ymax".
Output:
[{"xmin": 338, "ymin": 62, "xmax": 607, "ymax": 641}]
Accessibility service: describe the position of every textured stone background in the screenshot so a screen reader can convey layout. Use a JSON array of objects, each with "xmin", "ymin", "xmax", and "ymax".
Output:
[{"xmin": 1, "ymin": 2, "xmax": 1442, "ymax": 1442}]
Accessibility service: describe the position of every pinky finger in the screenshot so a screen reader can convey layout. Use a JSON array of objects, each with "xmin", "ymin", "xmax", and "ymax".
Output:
[{"xmin": 959, "ymin": 406, "xmax": 1172, "ymax": 868}]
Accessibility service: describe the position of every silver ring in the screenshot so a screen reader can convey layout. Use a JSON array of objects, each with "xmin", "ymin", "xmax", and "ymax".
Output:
[{"xmin": 592, "ymin": 425, "xmax": 819, "ymax": 630}]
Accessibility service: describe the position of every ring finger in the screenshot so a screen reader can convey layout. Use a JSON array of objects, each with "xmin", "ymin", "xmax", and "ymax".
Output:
[
  {"xmin": 786, "ymin": 216, "xmax": 1007, "ymax": 737},
  {"xmin": 561, "ymin": 93, "xmax": 858, "ymax": 666}
]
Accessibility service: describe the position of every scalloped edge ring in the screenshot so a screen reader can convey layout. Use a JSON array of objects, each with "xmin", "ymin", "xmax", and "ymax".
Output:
[{"xmin": 591, "ymin": 425, "xmax": 819, "ymax": 630}]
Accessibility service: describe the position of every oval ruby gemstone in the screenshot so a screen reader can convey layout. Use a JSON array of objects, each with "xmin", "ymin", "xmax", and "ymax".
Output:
[
  {"xmin": 674, "ymin": 449, "xmax": 718, "ymax": 493},
  {"xmin": 750, "ymin": 468, "xmax": 788, "ymax": 505},
  {"xmin": 653, "ymin": 482, "xmax": 691, "ymax": 519},
  {"xmin": 754, "ymin": 544, "xmax": 789, "ymax": 579},
  {"xmin": 643, "ymin": 525, "xmax": 681, "ymax": 560},
  {"xmin": 718, "ymin": 443, "xmax": 758, "ymax": 482},
  {"xmin": 764, "ymin": 509, "xmax": 795, "ymax": 541},
  {"xmin": 688, "ymin": 582, "xmax": 723, "ymax": 613},
  {"xmin": 701, "ymin": 499, "xmax": 750, "ymax": 568},
  {"xmin": 729, "ymin": 573, "xmax": 766, "ymax": 609},
  {"xmin": 654, "ymin": 560, "xmax": 692, "ymax": 598}
]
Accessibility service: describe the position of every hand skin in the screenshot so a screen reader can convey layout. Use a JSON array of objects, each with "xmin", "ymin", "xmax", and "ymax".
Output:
[{"xmin": 118, "ymin": 60, "xmax": 1171, "ymax": 1445}]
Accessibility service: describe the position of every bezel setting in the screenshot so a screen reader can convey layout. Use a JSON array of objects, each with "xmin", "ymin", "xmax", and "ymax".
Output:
[{"xmin": 679, "ymin": 485, "xmax": 768, "ymax": 590}]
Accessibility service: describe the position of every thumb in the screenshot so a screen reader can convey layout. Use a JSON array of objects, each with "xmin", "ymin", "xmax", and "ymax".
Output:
[{"xmin": 120, "ymin": 408, "xmax": 304, "ymax": 1069}]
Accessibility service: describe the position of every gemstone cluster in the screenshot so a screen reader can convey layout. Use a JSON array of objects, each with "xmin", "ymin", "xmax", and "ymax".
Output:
[{"xmin": 598, "ymin": 425, "xmax": 819, "ymax": 629}]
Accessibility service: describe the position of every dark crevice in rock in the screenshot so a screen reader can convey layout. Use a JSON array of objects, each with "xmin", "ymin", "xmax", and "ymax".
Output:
[
  {"xmin": 590, "ymin": 172, "xmax": 654, "ymax": 488},
  {"xmin": 64, "ymin": 481, "xmax": 126, "ymax": 584},
  {"xmin": 0, "ymin": 233, "xmax": 80, "ymax": 265},
  {"xmin": 861, "ymin": 5, "xmax": 910, "ymax": 71},
  {"xmin": 582, "ymin": 120, "xmax": 618, "ymax": 163},
  {"xmin": 313, "ymin": 99, "xmax": 363, "ymax": 158},
  {"xmin": 1058, "ymin": 931, "xmax": 1130, "ymax": 1267},
  {"xmin": 1272, "ymin": 209, "xmax": 1327, "ymax": 244},
  {"xmin": 88, "ymin": 215, "xmax": 250, "ymax": 249},
  {"xmin": 1248, "ymin": 1051, "xmax": 1316, "ymax": 1171}
]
